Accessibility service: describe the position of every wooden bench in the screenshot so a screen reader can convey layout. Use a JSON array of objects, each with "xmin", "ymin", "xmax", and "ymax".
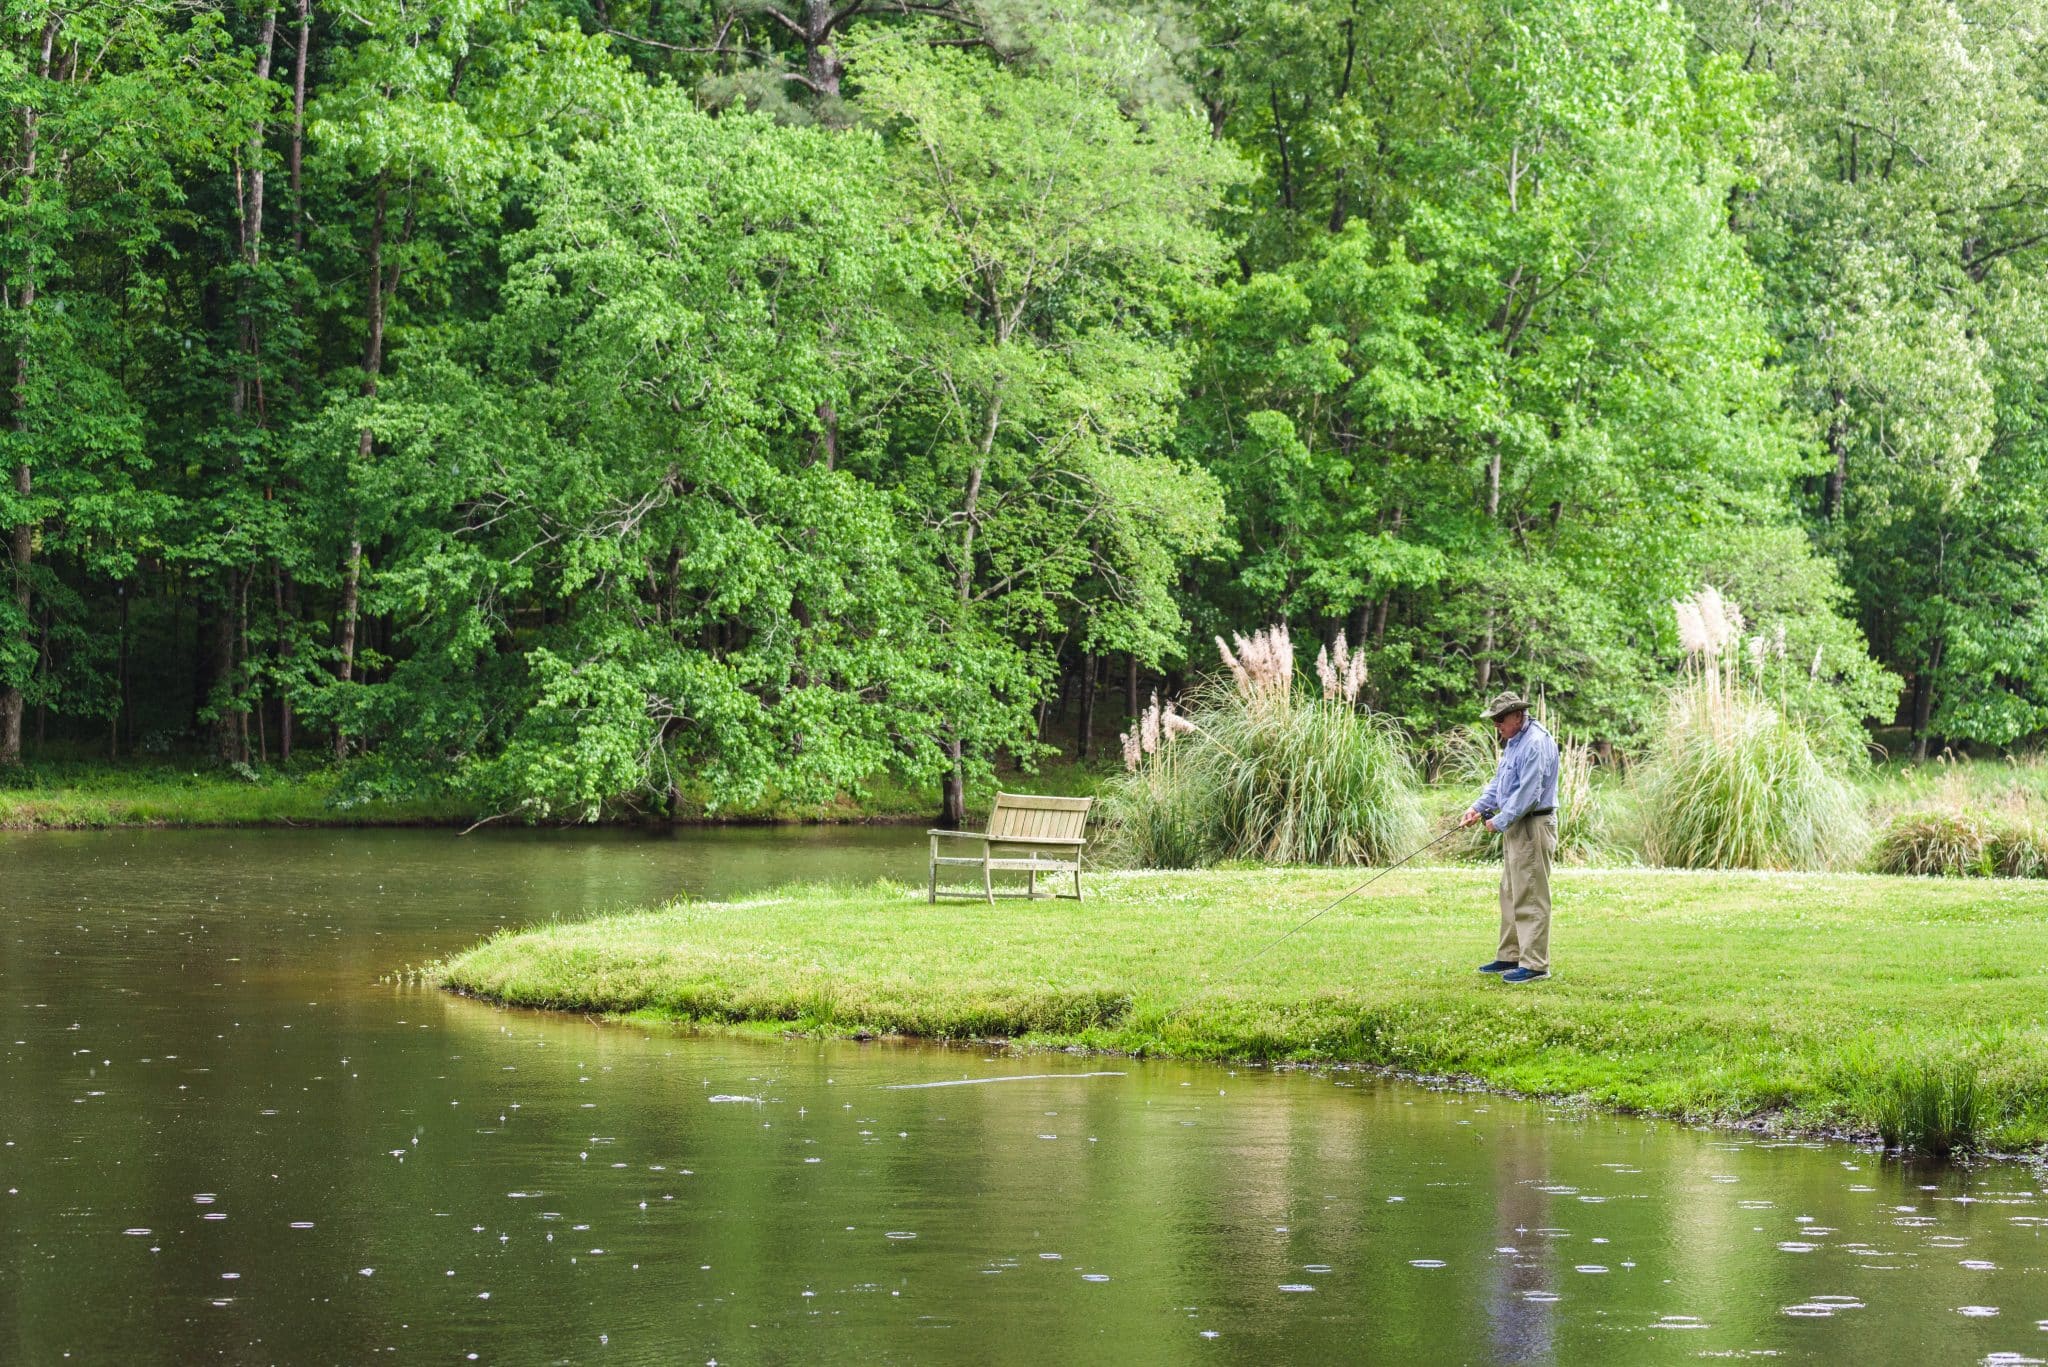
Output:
[{"xmin": 928, "ymin": 792, "xmax": 1094, "ymax": 904}]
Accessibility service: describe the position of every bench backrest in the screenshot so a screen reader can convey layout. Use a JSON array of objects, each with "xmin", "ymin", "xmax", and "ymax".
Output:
[{"xmin": 987, "ymin": 792, "xmax": 1093, "ymax": 842}]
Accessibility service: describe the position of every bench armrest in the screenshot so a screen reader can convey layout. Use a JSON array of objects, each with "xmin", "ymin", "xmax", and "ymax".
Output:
[{"xmin": 927, "ymin": 828, "xmax": 990, "ymax": 840}]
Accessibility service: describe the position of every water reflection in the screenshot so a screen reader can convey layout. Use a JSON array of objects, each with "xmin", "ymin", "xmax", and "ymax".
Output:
[{"xmin": 3, "ymin": 828, "xmax": 2046, "ymax": 1363}]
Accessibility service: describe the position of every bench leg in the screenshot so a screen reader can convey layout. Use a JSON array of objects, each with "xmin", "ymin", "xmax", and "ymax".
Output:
[
  {"xmin": 1073, "ymin": 867, "xmax": 1082, "ymax": 902},
  {"xmin": 928, "ymin": 837, "xmax": 938, "ymax": 904},
  {"xmin": 983, "ymin": 860, "xmax": 994, "ymax": 905},
  {"xmin": 1027, "ymin": 867, "xmax": 1037, "ymax": 899}
]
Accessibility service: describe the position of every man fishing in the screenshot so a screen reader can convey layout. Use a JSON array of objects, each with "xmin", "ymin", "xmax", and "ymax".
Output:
[{"xmin": 1460, "ymin": 692, "xmax": 1560, "ymax": 984}]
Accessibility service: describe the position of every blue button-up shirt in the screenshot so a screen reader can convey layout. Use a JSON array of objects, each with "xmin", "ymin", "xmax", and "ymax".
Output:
[{"xmin": 1471, "ymin": 717, "xmax": 1559, "ymax": 832}]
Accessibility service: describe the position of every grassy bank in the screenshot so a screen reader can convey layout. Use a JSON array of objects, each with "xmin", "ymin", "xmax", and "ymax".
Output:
[
  {"xmin": 0, "ymin": 757, "xmax": 1119, "ymax": 830},
  {"xmin": 436, "ymin": 866, "xmax": 2048, "ymax": 1154},
  {"xmin": 0, "ymin": 763, "xmax": 474, "ymax": 829}
]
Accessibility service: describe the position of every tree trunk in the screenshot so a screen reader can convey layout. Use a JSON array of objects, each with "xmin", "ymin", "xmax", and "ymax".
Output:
[
  {"xmin": 1076, "ymin": 651, "xmax": 1097, "ymax": 760},
  {"xmin": 33, "ymin": 609, "xmax": 49, "ymax": 745},
  {"xmin": 274, "ymin": 563, "xmax": 292, "ymax": 762},
  {"xmin": 289, "ymin": 0, "xmax": 311, "ymax": 253},
  {"xmin": 334, "ymin": 534, "xmax": 360, "ymax": 758},
  {"xmin": 1126, "ymin": 652, "xmax": 1139, "ymax": 718},
  {"xmin": 1822, "ymin": 395, "xmax": 1848, "ymax": 521},
  {"xmin": 800, "ymin": 0, "xmax": 844, "ymax": 98},
  {"xmin": 1477, "ymin": 615, "xmax": 1496, "ymax": 695},
  {"xmin": 1910, "ymin": 641, "xmax": 1943, "ymax": 759},
  {"xmin": 335, "ymin": 177, "xmax": 394, "ymax": 756},
  {"xmin": 238, "ymin": 570, "xmax": 253, "ymax": 762},
  {"xmin": 113, "ymin": 583, "xmax": 129, "ymax": 760},
  {"xmin": 811, "ymin": 400, "xmax": 838, "ymax": 470},
  {"xmin": 0, "ymin": 20, "xmax": 55, "ymax": 766},
  {"xmin": 1477, "ymin": 446, "xmax": 1501, "ymax": 693},
  {"xmin": 0, "ymin": 456, "xmax": 27, "ymax": 765},
  {"xmin": 214, "ymin": 578, "xmax": 240, "ymax": 764},
  {"xmin": 940, "ymin": 734, "xmax": 965, "ymax": 828},
  {"xmin": 938, "ymin": 388, "xmax": 1001, "ymax": 814}
]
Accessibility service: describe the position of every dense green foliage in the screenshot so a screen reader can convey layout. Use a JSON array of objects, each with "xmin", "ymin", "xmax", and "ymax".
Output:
[
  {"xmin": 435, "ymin": 867, "xmax": 2048, "ymax": 1153},
  {"xmin": 5, "ymin": 0, "xmax": 2044, "ymax": 817}
]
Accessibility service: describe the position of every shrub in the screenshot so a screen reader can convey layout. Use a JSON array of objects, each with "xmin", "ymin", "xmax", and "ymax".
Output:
[
  {"xmin": 1104, "ymin": 625, "xmax": 1426, "ymax": 868},
  {"xmin": 1635, "ymin": 588, "xmax": 1867, "ymax": 870}
]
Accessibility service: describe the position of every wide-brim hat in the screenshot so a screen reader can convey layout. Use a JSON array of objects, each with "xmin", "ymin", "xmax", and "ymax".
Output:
[{"xmin": 1481, "ymin": 690, "xmax": 1531, "ymax": 721}]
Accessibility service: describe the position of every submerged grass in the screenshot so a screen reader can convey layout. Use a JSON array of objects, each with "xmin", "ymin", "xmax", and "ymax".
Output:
[{"xmin": 436, "ymin": 866, "xmax": 2048, "ymax": 1155}]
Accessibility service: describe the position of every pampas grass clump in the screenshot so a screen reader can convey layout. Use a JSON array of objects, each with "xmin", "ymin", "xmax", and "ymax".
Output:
[
  {"xmin": 1870, "ymin": 808, "xmax": 2048, "ymax": 879},
  {"xmin": 1103, "ymin": 626, "xmax": 1425, "ymax": 868},
  {"xmin": 1635, "ymin": 588, "xmax": 1867, "ymax": 870}
]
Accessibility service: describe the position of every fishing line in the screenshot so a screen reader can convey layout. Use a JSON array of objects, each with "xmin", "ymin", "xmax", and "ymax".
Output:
[{"xmin": 1241, "ymin": 825, "xmax": 1467, "ymax": 964}]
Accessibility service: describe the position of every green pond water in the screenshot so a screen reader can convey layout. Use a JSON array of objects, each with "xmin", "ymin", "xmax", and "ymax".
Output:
[{"xmin": 2, "ymin": 827, "xmax": 2045, "ymax": 1364}]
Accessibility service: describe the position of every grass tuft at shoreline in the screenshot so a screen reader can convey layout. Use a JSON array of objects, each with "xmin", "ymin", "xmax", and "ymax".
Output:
[{"xmin": 434, "ymin": 866, "xmax": 2048, "ymax": 1155}]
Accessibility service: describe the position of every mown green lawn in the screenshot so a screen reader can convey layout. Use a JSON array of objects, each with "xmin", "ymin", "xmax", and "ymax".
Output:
[{"xmin": 436, "ymin": 865, "xmax": 2048, "ymax": 1151}]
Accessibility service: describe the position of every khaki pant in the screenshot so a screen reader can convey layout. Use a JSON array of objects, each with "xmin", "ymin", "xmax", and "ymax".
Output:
[{"xmin": 1497, "ymin": 812, "xmax": 1556, "ymax": 972}]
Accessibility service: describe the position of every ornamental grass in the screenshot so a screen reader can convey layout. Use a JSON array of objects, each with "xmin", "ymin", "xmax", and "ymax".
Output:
[
  {"xmin": 1103, "ymin": 626, "xmax": 1425, "ymax": 868},
  {"xmin": 1870, "ymin": 807, "xmax": 2048, "ymax": 879},
  {"xmin": 1863, "ymin": 1057, "xmax": 1987, "ymax": 1156},
  {"xmin": 1635, "ymin": 588, "xmax": 1867, "ymax": 871}
]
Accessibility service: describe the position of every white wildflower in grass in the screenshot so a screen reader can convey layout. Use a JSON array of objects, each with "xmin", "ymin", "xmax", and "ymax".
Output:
[{"xmin": 1141, "ymin": 692, "xmax": 1162, "ymax": 755}]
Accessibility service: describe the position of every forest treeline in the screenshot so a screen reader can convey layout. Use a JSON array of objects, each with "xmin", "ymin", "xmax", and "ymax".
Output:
[{"xmin": 2, "ymin": 0, "xmax": 2044, "ymax": 819}]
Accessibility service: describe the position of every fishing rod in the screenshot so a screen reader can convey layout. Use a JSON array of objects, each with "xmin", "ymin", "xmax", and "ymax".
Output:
[{"xmin": 1242, "ymin": 825, "xmax": 1467, "ymax": 964}]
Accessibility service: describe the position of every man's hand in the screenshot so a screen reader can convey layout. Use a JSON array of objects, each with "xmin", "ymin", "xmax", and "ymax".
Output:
[{"xmin": 1459, "ymin": 808, "xmax": 1483, "ymax": 829}]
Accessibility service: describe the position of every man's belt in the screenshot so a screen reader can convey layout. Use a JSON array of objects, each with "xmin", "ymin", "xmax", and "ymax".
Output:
[{"xmin": 1522, "ymin": 806, "xmax": 1555, "ymax": 819}]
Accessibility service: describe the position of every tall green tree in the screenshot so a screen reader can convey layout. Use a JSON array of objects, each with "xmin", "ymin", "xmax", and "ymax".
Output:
[
  {"xmin": 1693, "ymin": 0, "xmax": 2048, "ymax": 752},
  {"xmin": 362, "ymin": 93, "xmax": 951, "ymax": 817},
  {"xmin": 0, "ymin": 2, "xmax": 244, "ymax": 764},
  {"xmin": 851, "ymin": 30, "xmax": 1240, "ymax": 818},
  {"xmin": 1178, "ymin": 0, "xmax": 1853, "ymax": 742}
]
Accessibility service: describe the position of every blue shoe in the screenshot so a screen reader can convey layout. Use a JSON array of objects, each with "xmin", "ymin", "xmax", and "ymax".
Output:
[
  {"xmin": 1477, "ymin": 960, "xmax": 1518, "ymax": 974},
  {"xmin": 1501, "ymin": 967, "xmax": 1549, "ymax": 984}
]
